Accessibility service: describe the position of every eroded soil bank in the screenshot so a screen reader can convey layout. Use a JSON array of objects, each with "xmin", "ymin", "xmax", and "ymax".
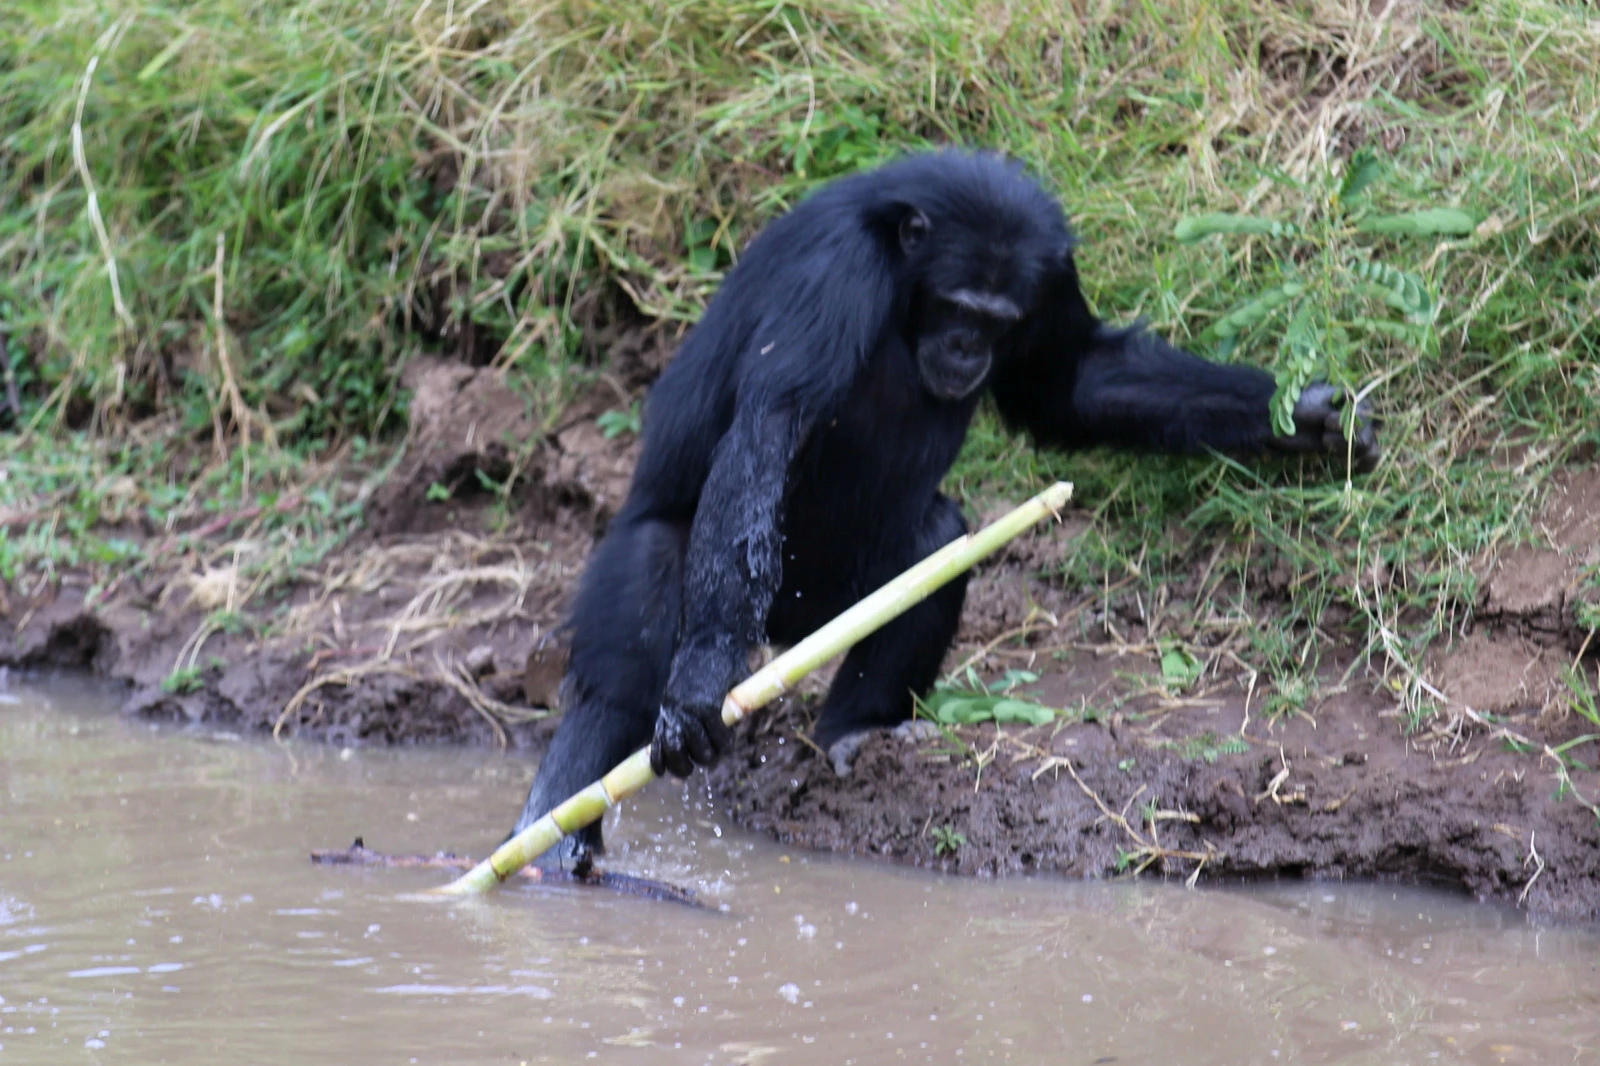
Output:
[{"xmin": 5, "ymin": 360, "xmax": 1599, "ymax": 922}]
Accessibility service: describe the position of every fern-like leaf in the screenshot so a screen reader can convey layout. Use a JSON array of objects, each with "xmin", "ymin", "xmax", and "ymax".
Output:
[
  {"xmin": 1175, "ymin": 213, "xmax": 1299, "ymax": 243},
  {"xmin": 1204, "ymin": 281, "xmax": 1306, "ymax": 340},
  {"xmin": 1357, "ymin": 208, "xmax": 1476, "ymax": 237}
]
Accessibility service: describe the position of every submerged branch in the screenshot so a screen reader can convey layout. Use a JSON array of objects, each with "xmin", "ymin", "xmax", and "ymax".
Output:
[{"xmin": 311, "ymin": 838, "xmax": 704, "ymax": 907}]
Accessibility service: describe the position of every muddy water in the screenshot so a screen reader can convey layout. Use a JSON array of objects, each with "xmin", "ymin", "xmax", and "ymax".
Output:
[{"xmin": 4, "ymin": 680, "xmax": 1599, "ymax": 1066}]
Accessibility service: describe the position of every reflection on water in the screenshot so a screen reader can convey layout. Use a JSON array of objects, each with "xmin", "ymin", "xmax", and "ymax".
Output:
[{"xmin": 3, "ymin": 676, "xmax": 1598, "ymax": 1064}]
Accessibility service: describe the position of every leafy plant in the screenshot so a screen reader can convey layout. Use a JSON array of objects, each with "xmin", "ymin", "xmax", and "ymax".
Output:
[
  {"xmin": 931, "ymin": 824, "xmax": 966, "ymax": 857},
  {"xmin": 1574, "ymin": 565, "xmax": 1600, "ymax": 637},
  {"xmin": 916, "ymin": 668, "xmax": 1058, "ymax": 727},
  {"xmin": 1262, "ymin": 674, "xmax": 1313, "ymax": 720},
  {"xmin": 1162, "ymin": 731, "xmax": 1250, "ymax": 764},
  {"xmin": 596, "ymin": 403, "xmax": 643, "ymax": 440},
  {"xmin": 783, "ymin": 104, "xmax": 888, "ymax": 181},
  {"xmin": 1159, "ymin": 642, "xmax": 1204, "ymax": 693},
  {"xmin": 163, "ymin": 665, "xmax": 205, "ymax": 695},
  {"xmin": 208, "ymin": 610, "xmax": 250, "ymax": 636},
  {"xmin": 1176, "ymin": 149, "xmax": 1477, "ymax": 440}
]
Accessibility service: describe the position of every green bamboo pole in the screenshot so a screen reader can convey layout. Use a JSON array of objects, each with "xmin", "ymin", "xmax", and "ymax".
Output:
[{"xmin": 433, "ymin": 480, "xmax": 1073, "ymax": 896}]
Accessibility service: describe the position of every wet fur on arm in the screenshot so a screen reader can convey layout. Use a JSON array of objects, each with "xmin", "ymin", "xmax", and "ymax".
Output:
[{"xmin": 648, "ymin": 198, "xmax": 896, "ymax": 776}]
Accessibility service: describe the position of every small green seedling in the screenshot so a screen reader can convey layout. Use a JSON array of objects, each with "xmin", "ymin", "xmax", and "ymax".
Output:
[
  {"xmin": 915, "ymin": 667, "xmax": 1058, "ymax": 727},
  {"xmin": 1159, "ymin": 643, "xmax": 1204, "ymax": 693},
  {"xmin": 931, "ymin": 824, "xmax": 966, "ymax": 857},
  {"xmin": 163, "ymin": 665, "xmax": 204, "ymax": 695},
  {"xmin": 1163, "ymin": 731, "xmax": 1250, "ymax": 764},
  {"xmin": 596, "ymin": 403, "xmax": 642, "ymax": 440}
]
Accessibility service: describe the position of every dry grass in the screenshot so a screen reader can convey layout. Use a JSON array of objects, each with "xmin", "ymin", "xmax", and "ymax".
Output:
[{"xmin": 267, "ymin": 531, "xmax": 569, "ymax": 739}]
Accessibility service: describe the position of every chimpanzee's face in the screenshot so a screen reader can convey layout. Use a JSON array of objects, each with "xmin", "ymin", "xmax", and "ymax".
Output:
[{"xmin": 897, "ymin": 209, "xmax": 1043, "ymax": 402}]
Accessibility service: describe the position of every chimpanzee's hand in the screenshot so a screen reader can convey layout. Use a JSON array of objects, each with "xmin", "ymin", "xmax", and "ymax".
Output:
[
  {"xmin": 1272, "ymin": 382, "xmax": 1382, "ymax": 473},
  {"xmin": 651, "ymin": 643, "xmax": 744, "ymax": 778}
]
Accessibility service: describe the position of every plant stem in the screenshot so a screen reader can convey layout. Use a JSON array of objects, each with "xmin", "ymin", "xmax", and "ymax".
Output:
[{"xmin": 433, "ymin": 480, "xmax": 1074, "ymax": 895}]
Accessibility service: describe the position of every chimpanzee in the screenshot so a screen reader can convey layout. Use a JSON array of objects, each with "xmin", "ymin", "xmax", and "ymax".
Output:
[{"xmin": 510, "ymin": 150, "xmax": 1378, "ymax": 860}]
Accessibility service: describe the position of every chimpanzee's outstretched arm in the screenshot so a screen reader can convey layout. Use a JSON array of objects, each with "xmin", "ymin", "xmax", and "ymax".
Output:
[
  {"xmin": 1043, "ymin": 323, "xmax": 1283, "ymax": 453},
  {"xmin": 991, "ymin": 264, "xmax": 1379, "ymax": 467}
]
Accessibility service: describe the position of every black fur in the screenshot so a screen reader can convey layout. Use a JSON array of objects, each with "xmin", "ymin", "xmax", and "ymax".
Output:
[{"xmin": 512, "ymin": 151, "xmax": 1378, "ymax": 860}]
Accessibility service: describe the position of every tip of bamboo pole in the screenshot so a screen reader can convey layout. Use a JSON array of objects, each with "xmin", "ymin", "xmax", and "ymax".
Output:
[{"xmin": 1049, "ymin": 482, "xmax": 1072, "ymax": 512}]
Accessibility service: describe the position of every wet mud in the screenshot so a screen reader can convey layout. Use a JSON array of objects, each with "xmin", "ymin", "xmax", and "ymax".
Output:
[
  {"xmin": 5, "ymin": 360, "xmax": 1598, "ymax": 921},
  {"xmin": 708, "ymin": 656, "xmax": 1600, "ymax": 922}
]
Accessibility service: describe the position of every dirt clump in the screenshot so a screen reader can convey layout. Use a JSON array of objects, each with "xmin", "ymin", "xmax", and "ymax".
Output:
[
  {"xmin": 1431, "ymin": 631, "xmax": 1562, "ymax": 716},
  {"xmin": 1477, "ymin": 467, "xmax": 1600, "ymax": 647},
  {"xmin": 7, "ymin": 557, "xmax": 565, "ymax": 750},
  {"xmin": 368, "ymin": 357, "xmax": 640, "ymax": 539}
]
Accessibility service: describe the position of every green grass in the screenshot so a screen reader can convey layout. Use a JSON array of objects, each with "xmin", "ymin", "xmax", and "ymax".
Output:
[
  {"xmin": 2, "ymin": 0, "xmax": 1597, "ymax": 717},
  {"xmin": 0, "ymin": 428, "xmax": 372, "ymax": 605}
]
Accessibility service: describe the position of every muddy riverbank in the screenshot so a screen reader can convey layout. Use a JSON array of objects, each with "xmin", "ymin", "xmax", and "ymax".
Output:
[{"xmin": 6, "ymin": 360, "xmax": 1599, "ymax": 922}]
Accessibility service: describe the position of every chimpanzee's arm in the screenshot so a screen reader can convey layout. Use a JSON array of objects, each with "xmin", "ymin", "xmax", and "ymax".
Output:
[
  {"xmin": 649, "ymin": 246, "xmax": 892, "ymax": 777},
  {"xmin": 649, "ymin": 401, "xmax": 803, "ymax": 778},
  {"xmin": 991, "ymin": 264, "xmax": 1379, "ymax": 467}
]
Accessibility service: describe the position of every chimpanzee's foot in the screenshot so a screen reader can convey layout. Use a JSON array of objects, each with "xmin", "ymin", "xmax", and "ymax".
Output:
[
  {"xmin": 568, "ymin": 842, "xmax": 596, "ymax": 880},
  {"xmin": 825, "ymin": 719, "xmax": 944, "ymax": 778}
]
